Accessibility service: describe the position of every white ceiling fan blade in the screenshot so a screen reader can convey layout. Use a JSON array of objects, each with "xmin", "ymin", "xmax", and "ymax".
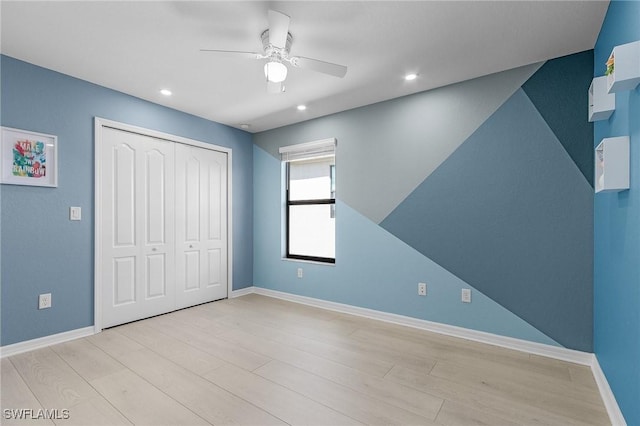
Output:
[
  {"xmin": 267, "ymin": 81, "xmax": 284, "ymax": 94},
  {"xmin": 200, "ymin": 49, "xmax": 263, "ymax": 59},
  {"xmin": 268, "ymin": 10, "xmax": 290, "ymax": 49},
  {"xmin": 291, "ymin": 56, "xmax": 347, "ymax": 78}
]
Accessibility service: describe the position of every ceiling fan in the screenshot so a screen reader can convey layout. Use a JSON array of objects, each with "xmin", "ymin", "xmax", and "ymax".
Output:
[{"xmin": 201, "ymin": 10, "xmax": 348, "ymax": 94}]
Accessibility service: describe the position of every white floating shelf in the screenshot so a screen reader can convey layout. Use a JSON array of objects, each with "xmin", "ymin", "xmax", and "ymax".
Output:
[
  {"xmin": 589, "ymin": 76, "xmax": 615, "ymax": 122},
  {"xmin": 595, "ymin": 136, "xmax": 629, "ymax": 193},
  {"xmin": 606, "ymin": 40, "xmax": 640, "ymax": 93}
]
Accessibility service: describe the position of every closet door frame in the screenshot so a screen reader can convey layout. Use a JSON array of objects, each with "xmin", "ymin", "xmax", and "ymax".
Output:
[{"xmin": 93, "ymin": 117, "xmax": 233, "ymax": 333}]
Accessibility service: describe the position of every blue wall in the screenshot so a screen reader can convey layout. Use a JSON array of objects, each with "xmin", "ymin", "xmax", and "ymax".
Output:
[
  {"xmin": 593, "ymin": 1, "xmax": 640, "ymax": 424},
  {"xmin": 381, "ymin": 87, "xmax": 593, "ymax": 351},
  {"xmin": 0, "ymin": 56, "xmax": 253, "ymax": 346},
  {"xmin": 254, "ymin": 52, "xmax": 594, "ymax": 351}
]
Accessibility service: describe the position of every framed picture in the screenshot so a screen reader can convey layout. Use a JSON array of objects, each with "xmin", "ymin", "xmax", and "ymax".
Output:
[{"xmin": 1, "ymin": 126, "xmax": 58, "ymax": 187}]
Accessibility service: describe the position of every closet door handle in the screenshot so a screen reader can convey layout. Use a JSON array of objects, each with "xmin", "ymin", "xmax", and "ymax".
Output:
[
  {"xmin": 152, "ymin": 247, "xmax": 157, "ymax": 252},
  {"xmin": 189, "ymin": 244, "xmax": 194, "ymax": 248}
]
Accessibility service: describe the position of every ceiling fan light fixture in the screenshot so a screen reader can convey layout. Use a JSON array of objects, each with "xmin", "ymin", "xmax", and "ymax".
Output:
[{"xmin": 264, "ymin": 60, "xmax": 288, "ymax": 83}]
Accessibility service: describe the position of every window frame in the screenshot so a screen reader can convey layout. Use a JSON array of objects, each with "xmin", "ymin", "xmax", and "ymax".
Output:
[{"xmin": 285, "ymin": 159, "xmax": 336, "ymax": 264}]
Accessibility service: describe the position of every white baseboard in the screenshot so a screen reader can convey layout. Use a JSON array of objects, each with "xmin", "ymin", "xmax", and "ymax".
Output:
[
  {"xmin": 246, "ymin": 286, "xmax": 626, "ymax": 426},
  {"xmin": 591, "ymin": 356, "xmax": 627, "ymax": 426},
  {"xmin": 0, "ymin": 326, "xmax": 95, "ymax": 358},
  {"xmin": 230, "ymin": 286, "xmax": 254, "ymax": 298},
  {"xmin": 252, "ymin": 287, "xmax": 593, "ymax": 365}
]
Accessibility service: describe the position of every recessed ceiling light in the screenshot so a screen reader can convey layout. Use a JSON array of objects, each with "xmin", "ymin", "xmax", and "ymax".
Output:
[
  {"xmin": 404, "ymin": 73, "xmax": 418, "ymax": 81},
  {"xmin": 240, "ymin": 124, "xmax": 250, "ymax": 130},
  {"xmin": 297, "ymin": 105, "xmax": 307, "ymax": 111},
  {"xmin": 160, "ymin": 89, "xmax": 172, "ymax": 96}
]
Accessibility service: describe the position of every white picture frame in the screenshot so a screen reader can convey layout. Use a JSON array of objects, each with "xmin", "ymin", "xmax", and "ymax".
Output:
[{"xmin": 1, "ymin": 126, "xmax": 58, "ymax": 187}]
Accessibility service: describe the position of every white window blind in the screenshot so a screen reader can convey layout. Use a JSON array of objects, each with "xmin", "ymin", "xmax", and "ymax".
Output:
[{"xmin": 279, "ymin": 138, "xmax": 336, "ymax": 162}]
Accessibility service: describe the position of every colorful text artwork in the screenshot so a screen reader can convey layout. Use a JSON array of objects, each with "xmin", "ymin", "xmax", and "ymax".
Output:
[{"xmin": 13, "ymin": 139, "xmax": 46, "ymax": 178}]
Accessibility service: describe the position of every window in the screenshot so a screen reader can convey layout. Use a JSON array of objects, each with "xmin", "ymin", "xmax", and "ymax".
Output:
[{"xmin": 280, "ymin": 139, "xmax": 336, "ymax": 263}]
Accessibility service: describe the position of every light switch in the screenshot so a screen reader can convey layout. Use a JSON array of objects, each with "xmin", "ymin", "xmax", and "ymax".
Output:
[{"xmin": 70, "ymin": 207, "xmax": 82, "ymax": 221}]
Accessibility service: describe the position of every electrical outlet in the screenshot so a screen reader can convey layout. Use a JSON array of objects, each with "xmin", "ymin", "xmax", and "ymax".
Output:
[
  {"xmin": 39, "ymin": 293, "xmax": 52, "ymax": 309},
  {"xmin": 297, "ymin": 268, "xmax": 303, "ymax": 278},
  {"xmin": 418, "ymin": 282, "xmax": 427, "ymax": 296},
  {"xmin": 461, "ymin": 288, "xmax": 471, "ymax": 303}
]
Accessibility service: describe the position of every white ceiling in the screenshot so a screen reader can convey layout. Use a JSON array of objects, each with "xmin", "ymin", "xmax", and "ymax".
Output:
[{"xmin": 1, "ymin": 1, "xmax": 609, "ymax": 133}]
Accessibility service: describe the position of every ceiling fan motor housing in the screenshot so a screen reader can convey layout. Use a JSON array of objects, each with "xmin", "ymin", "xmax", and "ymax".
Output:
[{"xmin": 261, "ymin": 29, "xmax": 293, "ymax": 60}]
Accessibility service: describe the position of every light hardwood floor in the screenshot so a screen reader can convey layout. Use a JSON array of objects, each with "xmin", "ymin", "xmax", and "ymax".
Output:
[{"xmin": 1, "ymin": 294, "xmax": 609, "ymax": 425}]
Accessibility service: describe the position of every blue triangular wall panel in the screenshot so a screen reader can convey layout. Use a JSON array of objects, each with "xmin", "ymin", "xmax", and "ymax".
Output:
[{"xmin": 381, "ymin": 89, "xmax": 593, "ymax": 351}]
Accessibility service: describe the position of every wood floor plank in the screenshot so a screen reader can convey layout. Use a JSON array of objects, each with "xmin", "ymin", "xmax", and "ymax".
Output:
[
  {"xmin": 50, "ymin": 338, "xmax": 126, "ymax": 382},
  {"xmin": 115, "ymin": 321, "xmax": 225, "ymax": 376},
  {"xmin": 384, "ymin": 361, "xmax": 602, "ymax": 425},
  {"xmin": 192, "ymin": 298, "xmax": 245, "ymax": 317},
  {"xmin": 89, "ymin": 369, "xmax": 209, "ymax": 426},
  {"xmin": 519, "ymin": 353, "xmax": 575, "ymax": 381},
  {"xmin": 207, "ymin": 299, "xmax": 360, "ymax": 344},
  {"xmin": 86, "ymin": 328, "xmax": 145, "ymax": 359},
  {"xmin": 231, "ymin": 294, "xmax": 342, "ymax": 323},
  {"xmin": 435, "ymin": 399, "xmax": 521, "ymax": 426},
  {"xmin": 8, "ymin": 348, "xmax": 100, "ymax": 409},
  {"xmin": 430, "ymin": 360, "xmax": 609, "ymax": 425},
  {"xmin": 529, "ymin": 354, "xmax": 598, "ymax": 390},
  {"xmin": 216, "ymin": 314, "xmax": 395, "ymax": 377},
  {"xmin": 113, "ymin": 347, "xmax": 287, "ymax": 425},
  {"xmin": 224, "ymin": 297, "xmax": 360, "ymax": 337},
  {"xmin": 204, "ymin": 362, "xmax": 364, "ymax": 426},
  {"xmin": 245, "ymin": 316, "xmax": 438, "ymax": 373},
  {"xmin": 351, "ymin": 327, "xmax": 573, "ymax": 383},
  {"xmin": 427, "ymin": 354, "xmax": 601, "ymax": 405},
  {"xmin": 216, "ymin": 327, "xmax": 444, "ymax": 420},
  {"xmin": 163, "ymin": 308, "xmax": 230, "ymax": 336},
  {"xmin": 567, "ymin": 364, "xmax": 600, "ymax": 389},
  {"xmin": 143, "ymin": 313, "xmax": 271, "ymax": 371},
  {"xmin": 0, "ymin": 358, "xmax": 55, "ymax": 425},
  {"xmin": 55, "ymin": 396, "xmax": 132, "ymax": 426},
  {"xmin": 255, "ymin": 359, "xmax": 438, "ymax": 426}
]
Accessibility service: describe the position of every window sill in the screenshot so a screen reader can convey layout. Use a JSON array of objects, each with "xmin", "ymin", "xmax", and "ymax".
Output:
[{"xmin": 281, "ymin": 257, "xmax": 336, "ymax": 267}]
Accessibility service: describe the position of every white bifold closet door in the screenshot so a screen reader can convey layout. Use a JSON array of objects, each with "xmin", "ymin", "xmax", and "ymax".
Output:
[
  {"xmin": 175, "ymin": 143, "xmax": 228, "ymax": 309},
  {"xmin": 100, "ymin": 127, "xmax": 227, "ymax": 328}
]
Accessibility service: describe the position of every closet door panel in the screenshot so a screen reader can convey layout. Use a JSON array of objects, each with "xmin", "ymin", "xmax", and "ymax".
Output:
[
  {"xmin": 113, "ymin": 144, "xmax": 136, "ymax": 247},
  {"xmin": 207, "ymin": 160, "xmax": 222, "ymax": 241},
  {"xmin": 176, "ymin": 144, "xmax": 227, "ymax": 308},
  {"xmin": 184, "ymin": 250, "xmax": 200, "ymax": 291},
  {"xmin": 146, "ymin": 254, "xmax": 166, "ymax": 298},
  {"xmin": 101, "ymin": 127, "xmax": 175, "ymax": 328},
  {"xmin": 207, "ymin": 249, "xmax": 222, "ymax": 287},
  {"xmin": 113, "ymin": 257, "xmax": 136, "ymax": 305},
  {"xmin": 185, "ymin": 157, "xmax": 201, "ymax": 242},
  {"xmin": 146, "ymin": 149, "xmax": 167, "ymax": 245}
]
